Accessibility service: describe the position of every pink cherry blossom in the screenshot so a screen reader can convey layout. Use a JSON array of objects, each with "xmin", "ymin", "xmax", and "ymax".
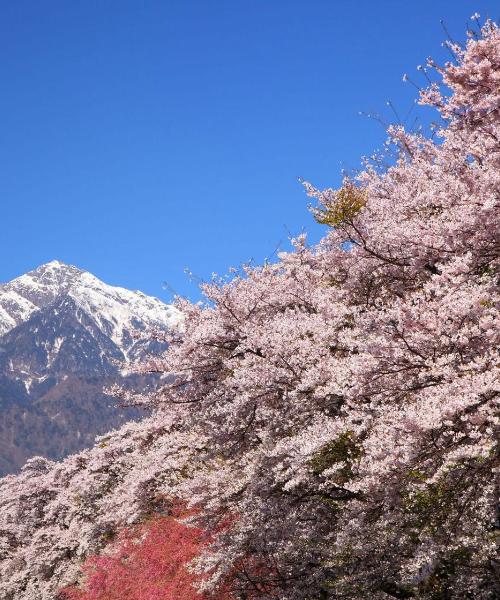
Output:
[{"xmin": 0, "ymin": 20, "xmax": 498, "ymax": 600}]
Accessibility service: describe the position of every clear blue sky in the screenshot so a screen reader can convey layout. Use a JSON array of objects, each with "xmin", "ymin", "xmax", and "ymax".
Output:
[{"xmin": 1, "ymin": 1, "xmax": 497, "ymax": 301}]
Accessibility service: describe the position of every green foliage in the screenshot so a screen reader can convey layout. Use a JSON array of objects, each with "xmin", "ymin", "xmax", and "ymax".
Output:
[
  {"xmin": 404, "ymin": 483, "xmax": 449, "ymax": 530},
  {"xmin": 309, "ymin": 431, "xmax": 361, "ymax": 484},
  {"xmin": 313, "ymin": 183, "xmax": 367, "ymax": 227},
  {"xmin": 403, "ymin": 461, "xmax": 479, "ymax": 535},
  {"xmin": 407, "ymin": 469, "xmax": 427, "ymax": 482}
]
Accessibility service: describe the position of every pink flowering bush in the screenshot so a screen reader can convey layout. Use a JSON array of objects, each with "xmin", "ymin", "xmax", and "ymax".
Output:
[{"xmin": 0, "ymin": 19, "xmax": 498, "ymax": 600}]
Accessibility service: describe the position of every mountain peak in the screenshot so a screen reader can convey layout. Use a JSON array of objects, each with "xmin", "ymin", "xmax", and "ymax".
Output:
[
  {"xmin": 41, "ymin": 259, "xmax": 68, "ymax": 268},
  {"xmin": 38, "ymin": 259, "xmax": 74, "ymax": 270},
  {"xmin": 0, "ymin": 261, "xmax": 181, "ymax": 340},
  {"xmin": 29, "ymin": 259, "xmax": 83, "ymax": 279}
]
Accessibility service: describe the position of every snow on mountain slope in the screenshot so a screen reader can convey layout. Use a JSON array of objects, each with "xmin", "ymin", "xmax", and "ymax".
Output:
[
  {"xmin": 0, "ymin": 261, "xmax": 182, "ymax": 350},
  {"xmin": 0, "ymin": 261, "xmax": 182, "ymax": 476}
]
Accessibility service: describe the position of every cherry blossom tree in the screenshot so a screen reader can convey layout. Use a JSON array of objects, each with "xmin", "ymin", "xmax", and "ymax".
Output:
[{"xmin": 0, "ymin": 18, "xmax": 498, "ymax": 600}]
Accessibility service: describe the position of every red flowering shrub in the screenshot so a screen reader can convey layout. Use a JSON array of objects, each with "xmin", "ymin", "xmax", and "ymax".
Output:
[{"xmin": 62, "ymin": 513, "xmax": 234, "ymax": 600}]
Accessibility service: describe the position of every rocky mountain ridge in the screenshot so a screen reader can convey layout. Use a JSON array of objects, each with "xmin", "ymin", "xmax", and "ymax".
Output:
[{"xmin": 0, "ymin": 261, "xmax": 181, "ymax": 476}]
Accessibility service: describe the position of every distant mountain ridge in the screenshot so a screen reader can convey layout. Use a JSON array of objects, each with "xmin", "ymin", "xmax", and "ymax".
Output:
[{"xmin": 0, "ymin": 261, "xmax": 181, "ymax": 476}]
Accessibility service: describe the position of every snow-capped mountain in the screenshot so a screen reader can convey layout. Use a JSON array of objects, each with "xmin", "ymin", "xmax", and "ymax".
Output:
[
  {"xmin": 0, "ymin": 261, "xmax": 181, "ymax": 476},
  {"xmin": 0, "ymin": 260, "xmax": 180, "ymax": 345}
]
